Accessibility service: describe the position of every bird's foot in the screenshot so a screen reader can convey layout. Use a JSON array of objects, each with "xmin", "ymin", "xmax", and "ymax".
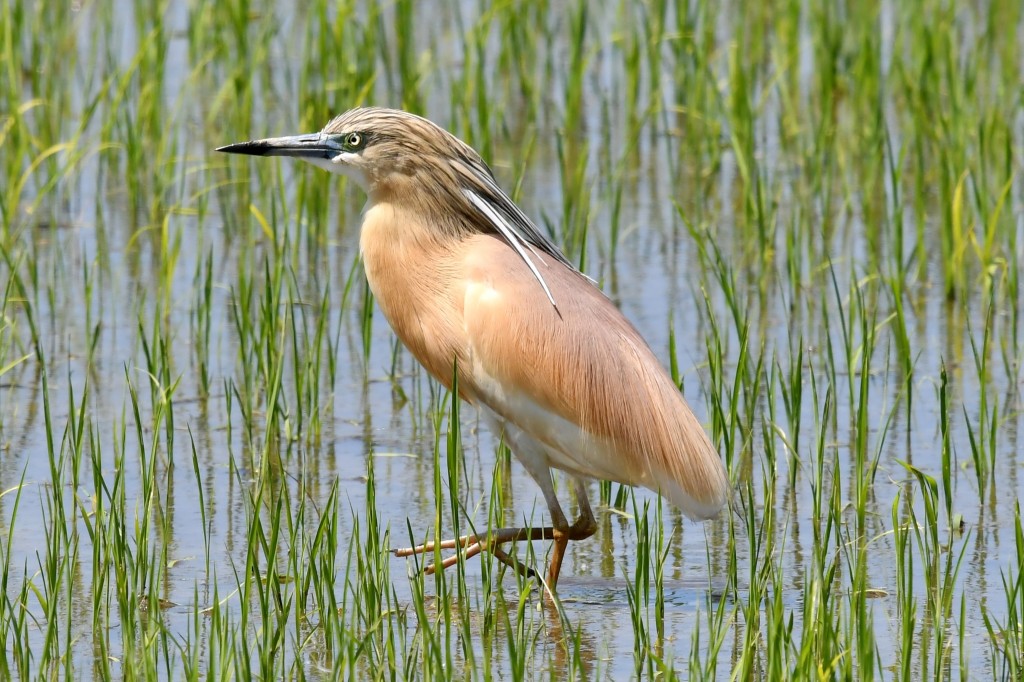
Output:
[
  {"xmin": 567, "ymin": 514, "xmax": 597, "ymax": 539},
  {"xmin": 393, "ymin": 526, "xmax": 555, "ymax": 578}
]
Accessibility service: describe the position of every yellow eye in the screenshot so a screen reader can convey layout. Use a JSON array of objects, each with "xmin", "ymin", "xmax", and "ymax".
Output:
[{"xmin": 344, "ymin": 132, "xmax": 364, "ymax": 150}]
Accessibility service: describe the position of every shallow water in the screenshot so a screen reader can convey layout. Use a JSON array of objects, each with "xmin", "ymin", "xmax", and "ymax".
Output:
[{"xmin": 1, "ymin": 0, "xmax": 1023, "ymax": 678}]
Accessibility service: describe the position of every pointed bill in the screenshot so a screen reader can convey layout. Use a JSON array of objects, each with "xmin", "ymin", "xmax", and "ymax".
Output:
[{"xmin": 216, "ymin": 133, "xmax": 342, "ymax": 160}]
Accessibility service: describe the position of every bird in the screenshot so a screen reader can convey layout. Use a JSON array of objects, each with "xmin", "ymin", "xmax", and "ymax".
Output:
[{"xmin": 217, "ymin": 107, "xmax": 730, "ymax": 592}]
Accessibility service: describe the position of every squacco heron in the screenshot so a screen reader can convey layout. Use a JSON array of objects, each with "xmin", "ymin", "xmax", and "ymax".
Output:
[{"xmin": 217, "ymin": 107, "xmax": 729, "ymax": 591}]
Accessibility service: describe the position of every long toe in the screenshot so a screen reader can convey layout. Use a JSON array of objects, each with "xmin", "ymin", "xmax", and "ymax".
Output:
[{"xmin": 395, "ymin": 526, "xmax": 558, "ymax": 576}]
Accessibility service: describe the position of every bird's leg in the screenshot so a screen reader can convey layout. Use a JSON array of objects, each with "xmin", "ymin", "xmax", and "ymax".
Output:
[
  {"xmin": 544, "ymin": 477, "xmax": 598, "ymax": 590},
  {"xmin": 395, "ymin": 416, "xmax": 601, "ymax": 589},
  {"xmin": 392, "ymin": 416, "xmax": 556, "ymax": 573},
  {"xmin": 392, "ymin": 478, "xmax": 599, "ymax": 589}
]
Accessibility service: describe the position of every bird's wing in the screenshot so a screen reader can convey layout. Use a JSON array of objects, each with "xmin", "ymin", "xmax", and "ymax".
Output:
[{"xmin": 459, "ymin": 235, "xmax": 728, "ymax": 519}]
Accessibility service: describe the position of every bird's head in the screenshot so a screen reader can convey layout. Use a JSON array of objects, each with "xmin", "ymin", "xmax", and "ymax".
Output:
[{"xmin": 216, "ymin": 107, "xmax": 487, "ymax": 198}]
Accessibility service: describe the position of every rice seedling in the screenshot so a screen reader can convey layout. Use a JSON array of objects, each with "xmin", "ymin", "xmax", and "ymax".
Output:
[{"xmin": 0, "ymin": 0, "xmax": 1021, "ymax": 678}]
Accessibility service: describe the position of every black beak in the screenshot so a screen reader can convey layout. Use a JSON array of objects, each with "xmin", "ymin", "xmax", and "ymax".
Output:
[{"xmin": 216, "ymin": 133, "xmax": 341, "ymax": 160}]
